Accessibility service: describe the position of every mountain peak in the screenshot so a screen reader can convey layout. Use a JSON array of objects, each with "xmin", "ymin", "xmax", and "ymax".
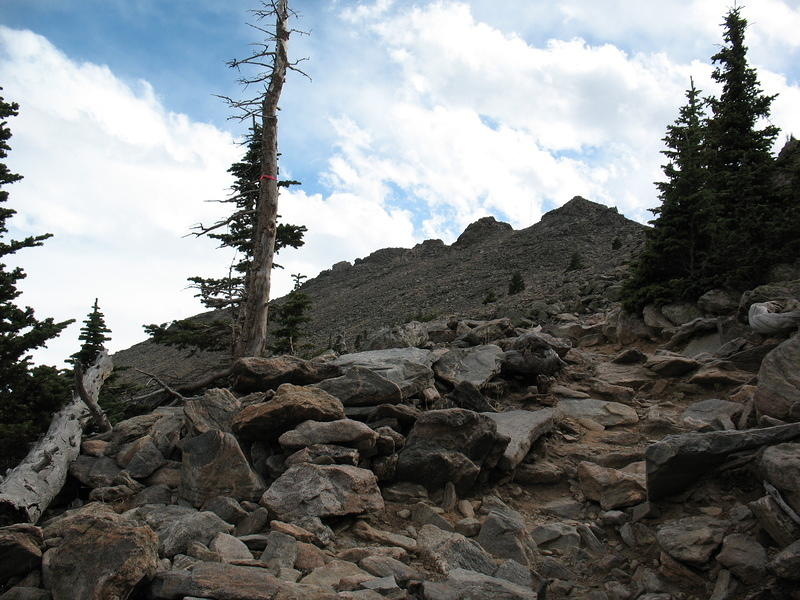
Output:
[{"xmin": 453, "ymin": 216, "xmax": 513, "ymax": 247}]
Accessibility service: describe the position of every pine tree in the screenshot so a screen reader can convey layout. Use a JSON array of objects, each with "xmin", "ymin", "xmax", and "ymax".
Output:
[
  {"xmin": 508, "ymin": 272, "xmax": 525, "ymax": 295},
  {"xmin": 0, "ymin": 89, "xmax": 73, "ymax": 470},
  {"xmin": 623, "ymin": 80, "xmax": 710, "ymax": 309},
  {"xmin": 704, "ymin": 7, "xmax": 779, "ymax": 289},
  {"xmin": 70, "ymin": 298, "xmax": 111, "ymax": 367},
  {"xmin": 270, "ymin": 273, "xmax": 312, "ymax": 355}
]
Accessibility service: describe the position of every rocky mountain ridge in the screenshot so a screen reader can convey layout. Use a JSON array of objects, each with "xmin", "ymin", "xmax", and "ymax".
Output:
[{"xmin": 2, "ymin": 273, "xmax": 800, "ymax": 599}]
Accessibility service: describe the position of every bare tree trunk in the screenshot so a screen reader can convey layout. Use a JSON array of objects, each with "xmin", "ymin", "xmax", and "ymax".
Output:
[
  {"xmin": 235, "ymin": 0, "xmax": 290, "ymax": 358},
  {"xmin": 74, "ymin": 352, "xmax": 113, "ymax": 433},
  {"xmin": 0, "ymin": 353, "xmax": 113, "ymax": 525}
]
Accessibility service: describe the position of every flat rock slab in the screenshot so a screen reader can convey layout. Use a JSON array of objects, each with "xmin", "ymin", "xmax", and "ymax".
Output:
[
  {"xmin": 645, "ymin": 354, "xmax": 700, "ymax": 377},
  {"xmin": 760, "ymin": 443, "xmax": 800, "ymax": 497},
  {"xmin": 278, "ymin": 419, "xmax": 378, "ymax": 452},
  {"xmin": 148, "ymin": 562, "xmax": 336, "ymax": 600},
  {"xmin": 261, "ymin": 464, "xmax": 384, "ymax": 521},
  {"xmin": 483, "ymin": 409, "xmax": 555, "ymax": 471},
  {"xmin": 646, "ymin": 423, "xmax": 800, "ymax": 500},
  {"xmin": 681, "ymin": 399, "xmax": 742, "ymax": 431},
  {"xmin": 594, "ymin": 362, "xmax": 654, "ymax": 389},
  {"xmin": 656, "ymin": 516, "xmax": 729, "ymax": 566},
  {"xmin": 578, "ymin": 461, "xmax": 646, "ymax": 510},
  {"xmin": 232, "ymin": 384, "xmax": 345, "ymax": 442},
  {"xmin": 332, "ymin": 348, "xmax": 435, "ymax": 399},
  {"xmin": 310, "ymin": 367, "xmax": 402, "ymax": 406},
  {"xmin": 557, "ymin": 398, "xmax": 639, "ymax": 427},
  {"xmin": 433, "ymin": 345, "xmax": 504, "ymax": 389},
  {"xmin": 422, "ymin": 568, "xmax": 537, "ymax": 600}
]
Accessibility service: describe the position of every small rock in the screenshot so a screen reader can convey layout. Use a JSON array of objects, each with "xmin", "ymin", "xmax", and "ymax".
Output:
[
  {"xmin": 716, "ymin": 533, "xmax": 766, "ymax": 583},
  {"xmin": 656, "ymin": 516, "xmax": 729, "ymax": 566}
]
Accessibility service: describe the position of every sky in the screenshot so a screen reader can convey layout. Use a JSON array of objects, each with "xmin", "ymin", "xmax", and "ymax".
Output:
[{"xmin": 1, "ymin": 0, "xmax": 799, "ymax": 366}]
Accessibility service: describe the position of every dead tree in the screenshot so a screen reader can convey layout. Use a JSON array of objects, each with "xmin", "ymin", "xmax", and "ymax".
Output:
[
  {"xmin": 0, "ymin": 352, "xmax": 113, "ymax": 525},
  {"xmin": 210, "ymin": 0, "xmax": 308, "ymax": 357}
]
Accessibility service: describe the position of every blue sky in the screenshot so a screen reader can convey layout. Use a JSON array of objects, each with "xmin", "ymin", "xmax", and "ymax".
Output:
[{"xmin": 1, "ymin": 0, "xmax": 799, "ymax": 365}]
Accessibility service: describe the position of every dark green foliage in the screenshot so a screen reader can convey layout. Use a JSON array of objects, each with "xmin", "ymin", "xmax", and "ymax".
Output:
[
  {"xmin": 703, "ymin": 7, "xmax": 780, "ymax": 290},
  {"xmin": 0, "ymin": 90, "xmax": 74, "ymax": 469},
  {"xmin": 508, "ymin": 272, "xmax": 525, "ymax": 295},
  {"xmin": 69, "ymin": 298, "xmax": 111, "ymax": 367},
  {"xmin": 143, "ymin": 317, "xmax": 231, "ymax": 355},
  {"xmin": 189, "ymin": 123, "xmax": 306, "ymax": 313},
  {"xmin": 773, "ymin": 137, "xmax": 800, "ymax": 261},
  {"xmin": 97, "ymin": 366, "xmax": 147, "ymax": 425},
  {"xmin": 565, "ymin": 251, "xmax": 584, "ymax": 272},
  {"xmin": 624, "ymin": 8, "xmax": 793, "ymax": 311},
  {"xmin": 270, "ymin": 273, "xmax": 312, "ymax": 355},
  {"xmin": 623, "ymin": 80, "xmax": 710, "ymax": 309},
  {"xmin": 482, "ymin": 289, "xmax": 497, "ymax": 304}
]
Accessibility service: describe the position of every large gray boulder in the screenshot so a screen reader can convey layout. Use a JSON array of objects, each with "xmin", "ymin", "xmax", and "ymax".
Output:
[
  {"xmin": 232, "ymin": 383, "xmax": 345, "ymax": 442},
  {"xmin": 681, "ymin": 399, "xmax": 743, "ymax": 431},
  {"xmin": 261, "ymin": 464, "xmax": 384, "ymax": 521},
  {"xmin": 578, "ymin": 461, "xmax": 646, "ymax": 509},
  {"xmin": 159, "ymin": 510, "xmax": 234, "ymax": 557},
  {"xmin": 232, "ymin": 355, "xmax": 342, "ymax": 392},
  {"xmin": 41, "ymin": 507, "xmax": 159, "ymax": 599},
  {"xmin": 755, "ymin": 333, "xmax": 800, "ymax": 421},
  {"xmin": 501, "ymin": 332, "xmax": 569, "ymax": 378},
  {"xmin": 310, "ymin": 366, "xmax": 402, "ymax": 406},
  {"xmin": 278, "ymin": 419, "xmax": 379, "ymax": 453},
  {"xmin": 184, "ymin": 388, "xmax": 241, "ymax": 435},
  {"xmin": 656, "ymin": 516, "xmax": 729, "ymax": 566},
  {"xmin": 396, "ymin": 409, "xmax": 509, "ymax": 494},
  {"xmin": 434, "ymin": 345, "xmax": 505, "ymax": 389},
  {"xmin": 646, "ymin": 423, "xmax": 800, "ymax": 500},
  {"xmin": 417, "ymin": 524, "xmax": 496, "ymax": 576},
  {"xmin": 332, "ymin": 348, "xmax": 435, "ymax": 399},
  {"xmin": 179, "ymin": 430, "xmax": 265, "ymax": 507},
  {"xmin": 365, "ymin": 321, "xmax": 429, "ymax": 350},
  {"xmin": 483, "ymin": 409, "xmax": 555, "ymax": 471}
]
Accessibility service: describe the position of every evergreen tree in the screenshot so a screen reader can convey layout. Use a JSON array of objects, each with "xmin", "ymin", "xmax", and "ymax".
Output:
[
  {"xmin": 188, "ymin": 122, "xmax": 306, "ymax": 313},
  {"xmin": 0, "ymin": 89, "xmax": 73, "ymax": 469},
  {"xmin": 70, "ymin": 298, "xmax": 111, "ymax": 367},
  {"xmin": 270, "ymin": 273, "xmax": 312, "ymax": 355},
  {"xmin": 623, "ymin": 80, "xmax": 710, "ymax": 309},
  {"xmin": 703, "ymin": 7, "xmax": 779, "ymax": 289},
  {"xmin": 508, "ymin": 272, "xmax": 525, "ymax": 295}
]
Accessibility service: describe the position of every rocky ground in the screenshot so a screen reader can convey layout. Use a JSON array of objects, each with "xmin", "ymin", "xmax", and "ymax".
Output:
[{"xmin": 2, "ymin": 280, "xmax": 800, "ymax": 600}]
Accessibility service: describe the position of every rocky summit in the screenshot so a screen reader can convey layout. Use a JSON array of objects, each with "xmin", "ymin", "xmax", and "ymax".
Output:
[{"xmin": 3, "ymin": 204, "xmax": 800, "ymax": 599}]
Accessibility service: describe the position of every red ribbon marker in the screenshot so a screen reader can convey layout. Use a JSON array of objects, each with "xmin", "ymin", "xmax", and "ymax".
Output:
[{"xmin": 259, "ymin": 175, "xmax": 278, "ymax": 181}]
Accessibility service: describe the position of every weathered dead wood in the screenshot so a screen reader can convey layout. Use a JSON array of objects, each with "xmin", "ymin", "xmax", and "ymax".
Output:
[
  {"xmin": 0, "ymin": 353, "xmax": 113, "ymax": 525},
  {"xmin": 74, "ymin": 355, "xmax": 113, "ymax": 433},
  {"xmin": 748, "ymin": 301, "xmax": 800, "ymax": 335}
]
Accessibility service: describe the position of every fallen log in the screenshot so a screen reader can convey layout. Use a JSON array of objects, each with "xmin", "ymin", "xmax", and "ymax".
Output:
[
  {"xmin": 0, "ymin": 352, "xmax": 114, "ymax": 525},
  {"xmin": 748, "ymin": 301, "xmax": 800, "ymax": 335}
]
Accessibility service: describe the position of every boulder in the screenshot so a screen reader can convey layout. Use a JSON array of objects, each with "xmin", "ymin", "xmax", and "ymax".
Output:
[
  {"xmin": 41, "ymin": 510, "xmax": 158, "ymax": 600},
  {"xmin": 332, "ymin": 348, "xmax": 435, "ymax": 399},
  {"xmin": 259, "ymin": 531, "xmax": 299, "ymax": 569},
  {"xmin": 148, "ymin": 562, "xmax": 334, "ymax": 600},
  {"xmin": 656, "ymin": 516, "xmax": 729, "ymax": 566},
  {"xmin": 184, "ymin": 388, "xmax": 241, "ymax": 435},
  {"xmin": 278, "ymin": 419, "xmax": 378, "ymax": 453},
  {"xmin": 760, "ymin": 443, "xmax": 800, "ymax": 500},
  {"xmin": 396, "ymin": 409, "xmax": 509, "ymax": 494},
  {"xmin": 681, "ymin": 399, "xmax": 743, "ymax": 431},
  {"xmin": 232, "ymin": 355, "xmax": 342, "ymax": 392},
  {"xmin": 365, "ymin": 320, "xmax": 429, "ymax": 350},
  {"xmin": 68, "ymin": 455, "xmax": 122, "ymax": 489},
  {"xmin": 179, "ymin": 430, "xmax": 265, "ymax": 507},
  {"xmin": 124, "ymin": 436, "xmax": 165, "ymax": 480},
  {"xmin": 160, "ymin": 510, "xmax": 234, "ymax": 557},
  {"xmin": 578, "ymin": 461, "xmax": 646, "ymax": 510},
  {"xmin": 261, "ymin": 464, "xmax": 384, "ymax": 521},
  {"xmin": 716, "ymin": 534, "xmax": 766, "ymax": 583},
  {"xmin": 661, "ymin": 303, "xmax": 702, "ymax": 326},
  {"xmin": 285, "ymin": 444, "xmax": 360, "ymax": 467},
  {"xmin": 646, "ymin": 423, "xmax": 800, "ymax": 500},
  {"xmin": 483, "ymin": 409, "xmax": 555, "ymax": 471},
  {"xmin": 530, "ymin": 522, "xmax": 581, "ymax": 552},
  {"xmin": 749, "ymin": 495, "xmax": 800, "ymax": 548},
  {"xmin": 422, "ymin": 568, "xmax": 537, "ymax": 600},
  {"xmin": 448, "ymin": 381, "xmax": 497, "ymax": 412},
  {"xmin": 645, "ymin": 354, "xmax": 700, "ymax": 377},
  {"xmin": 0, "ymin": 524, "xmax": 43, "ymax": 581},
  {"xmin": 476, "ymin": 501, "xmax": 535, "ymax": 565},
  {"xmin": 232, "ymin": 384, "xmax": 345, "ymax": 441},
  {"xmin": 755, "ymin": 334, "xmax": 800, "ymax": 421},
  {"xmin": 458, "ymin": 318, "xmax": 516, "ymax": 346},
  {"xmin": 310, "ymin": 367, "xmax": 402, "ymax": 406},
  {"xmin": 501, "ymin": 332, "xmax": 568, "ymax": 378},
  {"xmin": 769, "ymin": 539, "xmax": 800, "ymax": 581},
  {"xmin": 698, "ymin": 289, "xmax": 739, "ymax": 315},
  {"xmin": 434, "ymin": 345, "xmax": 505, "ymax": 389},
  {"xmin": 417, "ymin": 524, "xmax": 496, "ymax": 576},
  {"xmin": 557, "ymin": 398, "xmax": 638, "ymax": 427},
  {"xmin": 643, "ymin": 305, "xmax": 675, "ymax": 330},
  {"xmin": 210, "ymin": 532, "xmax": 254, "ymax": 562}
]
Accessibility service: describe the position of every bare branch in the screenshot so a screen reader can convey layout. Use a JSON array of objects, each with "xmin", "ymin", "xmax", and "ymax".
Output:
[{"xmin": 134, "ymin": 368, "xmax": 187, "ymax": 402}]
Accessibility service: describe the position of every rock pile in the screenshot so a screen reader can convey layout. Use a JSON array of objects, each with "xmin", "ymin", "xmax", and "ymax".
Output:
[{"xmin": 2, "ymin": 279, "xmax": 800, "ymax": 599}]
